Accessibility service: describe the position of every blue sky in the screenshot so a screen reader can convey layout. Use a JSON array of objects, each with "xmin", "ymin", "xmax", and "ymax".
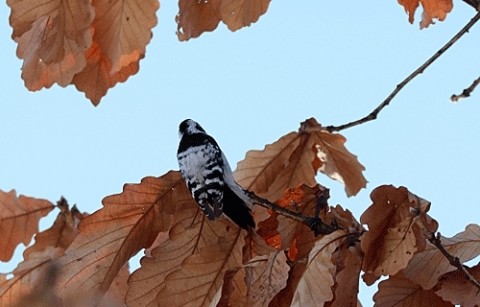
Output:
[{"xmin": 1, "ymin": 1, "xmax": 480, "ymax": 304}]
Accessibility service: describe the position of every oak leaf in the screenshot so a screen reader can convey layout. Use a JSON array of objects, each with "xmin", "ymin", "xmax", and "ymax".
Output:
[
  {"xmin": 398, "ymin": 0, "xmax": 453, "ymax": 29},
  {"xmin": 73, "ymin": 0, "xmax": 159, "ymax": 104},
  {"xmin": 256, "ymin": 184, "xmax": 334, "ymax": 257},
  {"xmin": 328, "ymin": 204, "xmax": 364, "ymax": 234},
  {"xmin": 55, "ymin": 171, "xmax": 195, "ymax": 301},
  {"xmin": 0, "ymin": 247, "xmax": 64, "ymax": 307},
  {"xmin": 404, "ymin": 224, "xmax": 480, "ymax": 289},
  {"xmin": 7, "ymin": 0, "xmax": 94, "ymax": 90},
  {"xmin": 235, "ymin": 118, "xmax": 366, "ymax": 202},
  {"xmin": 99, "ymin": 265, "xmax": 130, "ymax": 307},
  {"xmin": 220, "ymin": 0, "xmax": 271, "ymax": 31},
  {"xmin": 219, "ymin": 251, "xmax": 290, "ymax": 306},
  {"xmin": 156, "ymin": 219, "xmax": 246, "ymax": 306},
  {"xmin": 360, "ymin": 185, "xmax": 438, "ymax": 285},
  {"xmin": 1, "ymin": 257, "xmax": 128, "ymax": 307},
  {"xmin": 0, "ymin": 201, "xmax": 81, "ymax": 306},
  {"xmin": 176, "ymin": 0, "xmax": 222, "ymax": 41},
  {"xmin": 327, "ymin": 244, "xmax": 363, "ymax": 307},
  {"xmin": 268, "ymin": 220, "xmax": 340, "ymax": 306},
  {"xmin": 176, "ymin": 0, "xmax": 270, "ymax": 41},
  {"xmin": 257, "ymin": 185, "xmax": 318, "ymax": 251},
  {"xmin": 91, "ymin": 0, "xmax": 158, "ymax": 74},
  {"xmin": 23, "ymin": 199, "xmax": 85, "ymax": 259},
  {"xmin": 374, "ymin": 272, "xmax": 454, "ymax": 307},
  {"xmin": 0, "ymin": 190, "xmax": 54, "ymax": 262},
  {"xmin": 127, "ymin": 188, "xmax": 252, "ymax": 307},
  {"xmin": 71, "ymin": 42, "xmax": 141, "ymax": 105},
  {"xmin": 126, "ymin": 214, "xmax": 203, "ymax": 307},
  {"xmin": 436, "ymin": 265, "xmax": 480, "ymax": 307},
  {"xmin": 291, "ymin": 230, "xmax": 347, "ymax": 306}
]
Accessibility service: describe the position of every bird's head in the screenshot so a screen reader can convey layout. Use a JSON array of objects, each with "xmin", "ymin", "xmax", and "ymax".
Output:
[{"xmin": 179, "ymin": 119, "xmax": 206, "ymax": 138}]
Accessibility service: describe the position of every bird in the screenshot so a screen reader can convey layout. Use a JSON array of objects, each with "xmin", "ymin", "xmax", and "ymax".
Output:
[{"xmin": 177, "ymin": 119, "xmax": 255, "ymax": 229}]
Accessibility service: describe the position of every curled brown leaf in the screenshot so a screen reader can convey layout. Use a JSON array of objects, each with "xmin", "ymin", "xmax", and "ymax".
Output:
[
  {"xmin": 360, "ymin": 185, "xmax": 438, "ymax": 285},
  {"xmin": 8, "ymin": 0, "xmax": 94, "ymax": 89},
  {"xmin": 236, "ymin": 118, "xmax": 366, "ymax": 202}
]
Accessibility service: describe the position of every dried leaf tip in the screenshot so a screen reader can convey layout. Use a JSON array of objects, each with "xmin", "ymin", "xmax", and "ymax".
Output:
[{"xmin": 299, "ymin": 117, "xmax": 323, "ymax": 133}]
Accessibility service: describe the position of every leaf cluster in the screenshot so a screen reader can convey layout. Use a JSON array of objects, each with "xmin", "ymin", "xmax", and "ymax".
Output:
[
  {"xmin": 6, "ymin": 0, "xmax": 455, "ymax": 105},
  {"xmin": 1, "ymin": 118, "xmax": 479, "ymax": 306}
]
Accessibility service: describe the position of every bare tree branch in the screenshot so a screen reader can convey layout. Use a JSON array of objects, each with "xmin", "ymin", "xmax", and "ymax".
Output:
[
  {"xmin": 245, "ymin": 190, "xmax": 337, "ymax": 236},
  {"xmin": 451, "ymin": 76, "xmax": 480, "ymax": 102},
  {"xmin": 429, "ymin": 232, "xmax": 480, "ymax": 291},
  {"xmin": 326, "ymin": 12, "xmax": 480, "ymax": 133}
]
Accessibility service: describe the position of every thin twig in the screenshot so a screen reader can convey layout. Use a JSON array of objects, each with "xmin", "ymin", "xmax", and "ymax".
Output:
[
  {"xmin": 245, "ymin": 190, "xmax": 336, "ymax": 236},
  {"xmin": 429, "ymin": 232, "xmax": 480, "ymax": 291},
  {"xmin": 462, "ymin": 0, "xmax": 480, "ymax": 10},
  {"xmin": 451, "ymin": 76, "xmax": 480, "ymax": 102},
  {"xmin": 326, "ymin": 12, "xmax": 480, "ymax": 132}
]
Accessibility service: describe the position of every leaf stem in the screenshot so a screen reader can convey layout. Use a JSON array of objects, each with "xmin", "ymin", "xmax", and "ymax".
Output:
[
  {"xmin": 326, "ymin": 12, "xmax": 480, "ymax": 132},
  {"xmin": 245, "ymin": 190, "xmax": 336, "ymax": 236},
  {"xmin": 429, "ymin": 232, "xmax": 480, "ymax": 291}
]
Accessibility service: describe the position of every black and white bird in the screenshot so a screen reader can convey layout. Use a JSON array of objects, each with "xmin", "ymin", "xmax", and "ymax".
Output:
[{"xmin": 177, "ymin": 119, "xmax": 255, "ymax": 229}]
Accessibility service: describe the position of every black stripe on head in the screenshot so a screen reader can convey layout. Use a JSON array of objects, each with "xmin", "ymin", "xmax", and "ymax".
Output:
[{"xmin": 179, "ymin": 119, "xmax": 206, "ymax": 136}]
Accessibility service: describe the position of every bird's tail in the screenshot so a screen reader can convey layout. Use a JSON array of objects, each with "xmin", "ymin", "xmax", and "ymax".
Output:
[
  {"xmin": 195, "ymin": 184, "xmax": 224, "ymax": 220},
  {"xmin": 222, "ymin": 186, "xmax": 255, "ymax": 229}
]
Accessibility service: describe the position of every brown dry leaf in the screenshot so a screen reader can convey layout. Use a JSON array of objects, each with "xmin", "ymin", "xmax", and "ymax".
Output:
[
  {"xmin": 327, "ymin": 244, "xmax": 363, "ymax": 307},
  {"xmin": 126, "ymin": 213, "xmax": 202, "ymax": 307},
  {"xmin": 257, "ymin": 211, "xmax": 282, "ymax": 249},
  {"xmin": 404, "ymin": 224, "xmax": 480, "ymax": 290},
  {"xmin": 235, "ymin": 118, "xmax": 366, "ymax": 202},
  {"xmin": 176, "ymin": 0, "xmax": 270, "ymax": 40},
  {"xmin": 257, "ymin": 184, "xmax": 329, "ymax": 254},
  {"xmin": 156, "ymin": 219, "xmax": 246, "ymax": 306},
  {"xmin": 324, "ymin": 204, "xmax": 364, "ymax": 236},
  {"xmin": 219, "ymin": 251, "xmax": 290, "ymax": 307},
  {"xmin": 72, "ymin": 0, "xmax": 158, "ymax": 105},
  {"xmin": 7, "ymin": 0, "xmax": 94, "ymax": 90},
  {"xmin": 0, "ymin": 200, "xmax": 83, "ymax": 307},
  {"xmin": 1, "ymin": 255, "xmax": 127, "ymax": 307},
  {"xmin": 220, "ymin": 0, "xmax": 270, "ymax": 31},
  {"xmin": 374, "ymin": 272, "xmax": 454, "ymax": 307},
  {"xmin": 99, "ymin": 265, "xmax": 130, "ymax": 307},
  {"xmin": 144, "ymin": 231, "xmax": 169, "ymax": 258},
  {"xmin": 0, "ymin": 190, "xmax": 54, "ymax": 262},
  {"xmin": 360, "ymin": 185, "xmax": 438, "ymax": 285},
  {"xmin": 397, "ymin": 0, "xmax": 453, "ymax": 29},
  {"xmin": 55, "ymin": 171, "xmax": 196, "ymax": 301},
  {"xmin": 0, "ymin": 247, "xmax": 64, "ymax": 307},
  {"xmin": 436, "ymin": 265, "xmax": 480, "ymax": 307},
  {"xmin": 242, "ymin": 229, "xmax": 278, "ymax": 264},
  {"xmin": 291, "ymin": 230, "xmax": 347, "ymax": 306},
  {"xmin": 8, "ymin": 258, "xmax": 63, "ymax": 307},
  {"xmin": 244, "ymin": 251, "xmax": 290, "ymax": 305},
  {"xmin": 90, "ymin": 0, "xmax": 158, "ymax": 73},
  {"xmin": 127, "ymin": 200, "xmax": 247, "ymax": 307},
  {"xmin": 23, "ymin": 199, "xmax": 85, "ymax": 259},
  {"xmin": 71, "ymin": 41, "xmax": 141, "ymax": 105},
  {"xmin": 176, "ymin": 0, "xmax": 222, "ymax": 41}
]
